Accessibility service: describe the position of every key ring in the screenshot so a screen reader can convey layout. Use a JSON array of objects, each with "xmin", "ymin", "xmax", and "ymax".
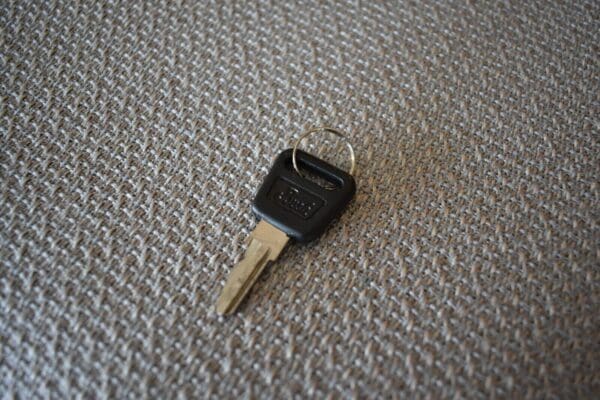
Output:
[{"xmin": 292, "ymin": 127, "xmax": 356, "ymax": 178}]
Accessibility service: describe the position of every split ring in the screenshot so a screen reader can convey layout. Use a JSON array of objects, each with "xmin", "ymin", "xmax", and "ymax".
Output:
[{"xmin": 292, "ymin": 127, "xmax": 356, "ymax": 178}]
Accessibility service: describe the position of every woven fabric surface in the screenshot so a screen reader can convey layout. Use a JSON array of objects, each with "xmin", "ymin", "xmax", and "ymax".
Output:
[{"xmin": 1, "ymin": 0, "xmax": 599, "ymax": 398}]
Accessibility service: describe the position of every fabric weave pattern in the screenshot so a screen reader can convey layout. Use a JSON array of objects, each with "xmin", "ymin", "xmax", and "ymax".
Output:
[{"xmin": 1, "ymin": 1, "xmax": 598, "ymax": 398}]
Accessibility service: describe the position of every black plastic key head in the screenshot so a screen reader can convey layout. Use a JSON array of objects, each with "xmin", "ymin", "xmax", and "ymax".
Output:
[{"xmin": 252, "ymin": 149, "xmax": 356, "ymax": 242}]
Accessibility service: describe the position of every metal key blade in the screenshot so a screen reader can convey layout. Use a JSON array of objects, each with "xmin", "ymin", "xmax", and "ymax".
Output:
[
  {"xmin": 215, "ymin": 240, "xmax": 269, "ymax": 315},
  {"xmin": 216, "ymin": 220, "xmax": 289, "ymax": 315}
]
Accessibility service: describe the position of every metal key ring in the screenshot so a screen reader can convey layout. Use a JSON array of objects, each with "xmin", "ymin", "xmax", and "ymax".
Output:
[{"xmin": 292, "ymin": 127, "xmax": 356, "ymax": 178}]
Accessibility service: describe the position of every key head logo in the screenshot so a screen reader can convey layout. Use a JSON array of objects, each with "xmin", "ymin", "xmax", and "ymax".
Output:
[{"xmin": 271, "ymin": 179, "xmax": 324, "ymax": 220}]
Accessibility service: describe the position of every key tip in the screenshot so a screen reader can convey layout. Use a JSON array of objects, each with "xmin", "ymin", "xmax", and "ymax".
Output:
[{"xmin": 215, "ymin": 297, "xmax": 234, "ymax": 315}]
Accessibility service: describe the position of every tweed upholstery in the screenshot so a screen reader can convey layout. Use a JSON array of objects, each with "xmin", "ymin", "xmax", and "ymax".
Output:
[{"xmin": 1, "ymin": 1, "xmax": 598, "ymax": 398}]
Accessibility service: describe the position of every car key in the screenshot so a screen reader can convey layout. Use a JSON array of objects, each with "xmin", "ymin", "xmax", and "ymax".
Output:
[{"xmin": 216, "ymin": 148, "xmax": 356, "ymax": 315}]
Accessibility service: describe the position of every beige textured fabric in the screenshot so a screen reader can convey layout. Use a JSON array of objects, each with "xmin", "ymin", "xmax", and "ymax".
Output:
[{"xmin": 1, "ymin": 0, "xmax": 599, "ymax": 398}]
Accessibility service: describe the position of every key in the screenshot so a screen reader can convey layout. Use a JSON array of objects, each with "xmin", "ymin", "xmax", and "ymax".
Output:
[{"xmin": 216, "ymin": 148, "xmax": 356, "ymax": 315}]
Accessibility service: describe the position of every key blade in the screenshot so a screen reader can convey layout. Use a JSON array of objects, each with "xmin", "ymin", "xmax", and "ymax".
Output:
[
  {"xmin": 248, "ymin": 219, "xmax": 289, "ymax": 260},
  {"xmin": 216, "ymin": 221, "xmax": 289, "ymax": 315},
  {"xmin": 215, "ymin": 239, "xmax": 269, "ymax": 315}
]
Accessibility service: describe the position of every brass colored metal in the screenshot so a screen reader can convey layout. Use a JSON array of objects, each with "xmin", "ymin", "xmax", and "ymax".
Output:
[{"xmin": 215, "ymin": 220, "xmax": 289, "ymax": 315}]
